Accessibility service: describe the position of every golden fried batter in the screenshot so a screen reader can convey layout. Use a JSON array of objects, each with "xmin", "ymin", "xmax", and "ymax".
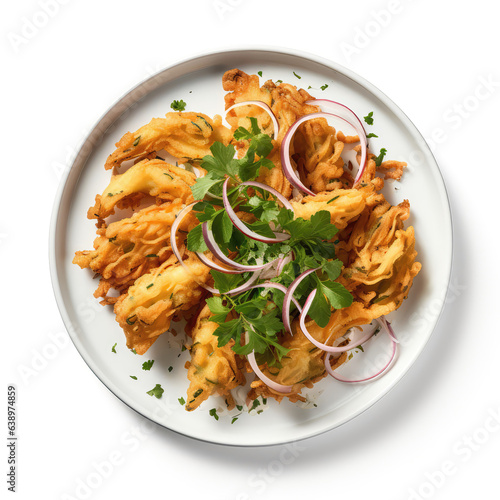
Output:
[
  {"xmin": 74, "ymin": 199, "xmax": 197, "ymax": 302},
  {"xmin": 104, "ymin": 112, "xmax": 231, "ymax": 170},
  {"xmin": 114, "ymin": 252, "xmax": 211, "ymax": 354},
  {"xmin": 185, "ymin": 305, "xmax": 246, "ymax": 411},
  {"xmin": 88, "ymin": 159, "xmax": 195, "ymax": 220}
]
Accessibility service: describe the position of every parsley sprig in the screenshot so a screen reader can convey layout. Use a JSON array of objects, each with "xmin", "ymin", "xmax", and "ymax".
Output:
[{"xmin": 186, "ymin": 121, "xmax": 353, "ymax": 367}]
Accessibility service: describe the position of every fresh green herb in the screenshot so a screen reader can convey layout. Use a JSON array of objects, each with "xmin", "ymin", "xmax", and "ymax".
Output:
[
  {"xmin": 191, "ymin": 121, "xmax": 202, "ymax": 132},
  {"xmin": 250, "ymin": 399, "xmax": 261, "ymax": 411},
  {"xmin": 193, "ymin": 389, "xmax": 203, "ymax": 398},
  {"xmin": 320, "ymin": 84, "xmax": 329, "ymax": 91},
  {"xmin": 236, "ymin": 405, "xmax": 243, "ymax": 411},
  {"xmin": 168, "ymin": 366, "xmax": 173, "ymax": 373},
  {"xmin": 231, "ymin": 417, "xmax": 238, "ymax": 424},
  {"xmin": 146, "ymin": 384, "xmax": 164, "ymax": 399},
  {"xmin": 366, "ymin": 133, "xmax": 378, "ymax": 138},
  {"xmin": 145, "ymin": 254, "xmax": 158, "ymax": 258},
  {"xmin": 364, "ymin": 111, "xmax": 374, "ymax": 125},
  {"xmin": 356, "ymin": 345, "xmax": 364, "ymax": 352},
  {"xmin": 178, "ymin": 397, "xmax": 186, "ymax": 405},
  {"xmin": 276, "ymin": 79, "xmax": 283, "ymax": 84},
  {"xmin": 374, "ymin": 148, "xmax": 387, "ymax": 166},
  {"xmin": 111, "ymin": 343, "xmax": 117, "ymax": 353},
  {"xmin": 126, "ymin": 315, "xmax": 137, "ymax": 325},
  {"xmin": 131, "ymin": 349, "xmax": 137, "ymax": 355},
  {"xmin": 146, "ymin": 283, "xmax": 154, "ymax": 289},
  {"xmin": 327, "ymin": 195, "xmax": 340, "ymax": 204},
  {"xmin": 258, "ymin": 71, "xmax": 263, "ymax": 77},
  {"xmin": 164, "ymin": 173, "xmax": 174, "ymax": 179},
  {"xmin": 130, "ymin": 375, "xmax": 137, "ymax": 380},
  {"xmin": 372, "ymin": 294, "xmax": 389, "ymax": 303},
  {"xmin": 293, "ymin": 71, "xmax": 301, "ymax": 79},
  {"xmin": 170, "ymin": 99, "xmax": 186, "ymax": 111},
  {"xmin": 209, "ymin": 408, "xmax": 219, "ymax": 421},
  {"xmin": 142, "ymin": 360, "xmax": 154, "ymax": 371},
  {"xmin": 133, "ymin": 136, "xmax": 141, "ymax": 147}
]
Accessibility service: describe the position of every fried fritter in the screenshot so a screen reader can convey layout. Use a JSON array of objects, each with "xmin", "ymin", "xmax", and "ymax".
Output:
[
  {"xmin": 113, "ymin": 252, "xmax": 211, "ymax": 354},
  {"xmin": 88, "ymin": 159, "xmax": 195, "ymax": 220},
  {"xmin": 104, "ymin": 112, "xmax": 231, "ymax": 170},
  {"xmin": 223, "ymin": 69, "xmax": 320, "ymax": 197},
  {"xmin": 73, "ymin": 199, "xmax": 197, "ymax": 302},
  {"xmin": 185, "ymin": 305, "xmax": 246, "ymax": 411}
]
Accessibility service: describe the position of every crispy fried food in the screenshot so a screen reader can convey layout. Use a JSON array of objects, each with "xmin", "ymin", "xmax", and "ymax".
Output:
[
  {"xmin": 223, "ymin": 69, "xmax": 320, "ymax": 197},
  {"xmin": 292, "ymin": 188, "xmax": 368, "ymax": 231},
  {"xmin": 249, "ymin": 196, "xmax": 421, "ymax": 403},
  {"xmin": 104, "ymin": 112, "xmax": 231, "ymax": 170},
  {"xmin": 113, "ymin": 252, "xmax": 211, "ymax": 354},
  {"xmin": 185, "ymin": 305, "xmax": 246, "ymax": 411},
  {"xmin": 88, "ymin": 159, "xmax": 195, "ymax": 220},
  {"xmin": 73, "ymin": 199, "xmax": 197, "ymax": 302}
]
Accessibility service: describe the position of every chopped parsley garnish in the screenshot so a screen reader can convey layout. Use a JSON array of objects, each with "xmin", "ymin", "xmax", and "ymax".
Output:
[
  {"xmin": 170, "ymin": 99, "xmax": 186, "ymax": 111},
  {"xmin": 133, "ymin": 136, "xmax": 141, "ymax": 147},
  {"xmin": 320, "ymin": 84, "xmax": 329, "ymax": 91},
  {"xmin": 146, "ymin": 384, "xmax": 164, "ymax": 399},
  {"xmin": 374, "ymin": 148, "xmax": 388, "ymax": 166},
  {"xmin": 130, "ymin": 348, "xmax": 137, "ymax": 354},
  {"xmin": 236, "ymin": 405, "xmax": 243, "ymax": 411},
  {"xmin": 231, "ymin": 417, "xmax": 238, "ymax": 424},
  {"xmin": 178, "ymin": 397, "xmax": 185, "ymax": 405},
  {"xmin": 130, "ymin": 375, "xmax": 137, "ymax": 380},
  {"xmin": 168, "ymin": 366, "xmax": 173, "ymax": 373},
  {"xmin": 209, "ymin": 408, "xmax": 219, "ymax": 421},
  {"xmin": 366, "ymin": 133, "xmax": 378, "ymax": 138},
  {"xmin": 142, "ymin": 360, "xmax": 154, "ymax": 371},
  {"xmin": 111, "ymin": 343, "xmax": 117, "ymax": 353},
  {"xmin": 185, "ymin": 121, "xmax": 353, "ymax": 364},
  {"xmin": 364, "ymin": 111, "xmax": 374, "ymax": 125},
  {"xmin": 258, "ymin": 71, "xmax": 263, "ymax": 77},
  {"xmin": 293, "ymin": 71, "xmax": 301, "ymax": 79},
  {"xmin": 276, "ymin": 79, "xmax": 283, "ymax": 84},
  {"xmin": 146, "ymin": 283, "xmax": 154, "ymax": 289}
]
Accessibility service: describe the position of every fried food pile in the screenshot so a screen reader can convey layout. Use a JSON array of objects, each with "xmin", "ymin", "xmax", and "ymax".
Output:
[{"xmin": 74, "ymin": 69, "xmax": 420, "ymax": 412}]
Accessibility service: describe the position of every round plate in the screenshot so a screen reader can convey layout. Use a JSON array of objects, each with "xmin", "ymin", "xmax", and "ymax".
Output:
[{"xmin": 49, "ymin": 48, "xmax": 452, "ymax": 447}]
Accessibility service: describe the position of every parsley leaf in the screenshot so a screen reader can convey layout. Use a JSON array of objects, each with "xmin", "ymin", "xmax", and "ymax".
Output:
[
  {"xmin": 320, "ymin": 84, "xmax": 329, "ymax": 91},
  {"xmin": 111, "ymin": 343, "xmax": 117, "ymax": 353},
  {"xmin": 187, "ymin": 224, "xmax": 208, "ymax": 252},
  {"xmin": 364, "ymin": 111, "xmax": 374, "ymax": 125},
  {"xmin": 146, "ymin": 384, "xmax": 164, "ymax": 399},
  {"xmin": 191, "ymin": 171, "xmax": 223, "ymax": 200},
  {"xmin": 170, "ymin": 99, "xmax": 186, "ymax": 111},
  {"xmin": 209, "ymin": 408, "xmax": 219, "ymax": 421},
  {"xmin": 142, "ymin": 360, "xmax": 154, "ymax": 371},
  {"xmin": 293, "ymin": 71, "xmax": 301, "ymax": 79},
  {"xmin": 374, "ymin": 148, "xmax": 387, "ymax": 166},
  {"xmin": 366, "ymin": 133, "xmax": 378, "ymax": 138}
]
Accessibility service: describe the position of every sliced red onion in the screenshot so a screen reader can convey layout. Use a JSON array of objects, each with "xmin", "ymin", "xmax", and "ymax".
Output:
[
  {"xmin": 244, "ymin": 282, "xmax": 302, "ymax": 312},
  {"xmin": 282, "ymin": 268, "xmax": 319, "ymax": 335},
  {"xmin": 379, "ymin": 316, "xmax": 400, "ymax": 343},
  {"xmin": 170, "ymin": 202, "xmax": 219, "ymax": 294},
  {"xmin": 299, "ymin": 290, "xmax": 376, "ymax": 353},
  {"xmin": 222, "ymin": 179, "xmax": 291, "ymax": 244},
  {"xmin": 324, "ymin": 317, "xmax": 398, "ymax": 383},
  {"xmin": 225, "ymin": 101, "xmax": 279, "ymax": 138},
  {"xmin": 202, "ymin": 222, "xmax": 277, "ymax": 272},
  {"xmin": 195, "ymin": 251, "xmax": 242, "ymax": 274},
  {"xmin": 276, "ymin": 253, "xmax": 292, "ymax": 277},
  {"xmin": 245, "ymin": 333, "xmax": 292, "ymax": 393},
  {"xmin": 281, "ymin": 112, "xmax": 368, "ymax": 195},
  {"xmin": 305, "ymin": 100, "xmax": 368, "ymax": 185},
  {"xmin": 171, "ymin": 203, "xmax": 261, "ymax": 295}
]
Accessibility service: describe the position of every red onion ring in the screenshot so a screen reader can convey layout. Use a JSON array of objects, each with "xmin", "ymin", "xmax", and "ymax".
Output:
[
  {"xmin": 222, "ymin": 178, "xmax": 292, "ymax": 244},
  {"xmin": 202, "ymin": 222, "xmax": 278, "ymax": 272},
  {"xmin": 225, "ymin": 101, "xmax": 279, "ymax": 138},
  {"xmin": 170, "ymin": 203, "xmax": 262, "ymax": 295},
  {"xmin": 245, "ymin": 332, "xmax": 292, "ymax": 394},
  {"xmin": 281, "ymin": 112, "xmax": 368, "ymax": 195},
  {"xmin": 324, "ymin": 317, "xmax": 398, "ymax": 383},
  {"xmin": 305, "ymin": 100, "xmax": 368, "ymax": 185},
  {"xmin": 282, "ymin": 268, "xmax": 319, "ymax": 335},
  {"xmin": 244, "ymin": 282, "xmax": 302, "ymax": 312}
]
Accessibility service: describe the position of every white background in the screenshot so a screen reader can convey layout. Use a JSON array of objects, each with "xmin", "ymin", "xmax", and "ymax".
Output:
[{"xmin": 2, "ymin": 1, "xmax": 498, "ymax": 499}]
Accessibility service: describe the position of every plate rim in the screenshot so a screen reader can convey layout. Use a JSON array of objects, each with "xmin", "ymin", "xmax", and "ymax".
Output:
[{"xmin": 49, "ymin": 46, "xmax": 453, "ymax": 447}]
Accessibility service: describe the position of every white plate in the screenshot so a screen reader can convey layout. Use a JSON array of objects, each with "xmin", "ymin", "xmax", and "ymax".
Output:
[{"xmin": 49, "ymin": 48, "xmax": 452, "ymax": 447}]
